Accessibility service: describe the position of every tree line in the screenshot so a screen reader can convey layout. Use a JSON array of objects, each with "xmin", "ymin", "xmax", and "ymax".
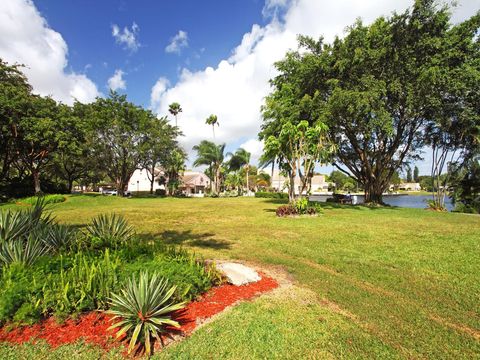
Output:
[
  {"xmin": 259, "ymin": 0, "xmax": 479, "ymax": 210},
  {"xmin": 0, "ymin": 59, "xmax": 185, "ymax": 199}
]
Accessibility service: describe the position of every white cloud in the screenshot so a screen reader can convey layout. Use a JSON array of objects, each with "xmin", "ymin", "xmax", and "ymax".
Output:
[
  {"xmin": 151, "ymin": 0, "xmax": 478, "ymax": 168},
  {"xmin": 240, "ymin": 139, "xmax": 264, "ymax": 166},
  {"xmin": 262, "ymin": 0, "xmax": 292, "ymax": 18},
  {"xmin": 112, "ymin": 22, "xmax": 140, "ymax": 52},
  {"xmin": 107, "ymin": 69, "xmax": 126, "ymax": 91},
  {"xmin": 165, "ymin": 30, "xmax": 189, "ymax": 54},
  {"xmin": 0, "ymin": 0, "xmax": 99, "ymax": 104},
  {"xmin": 150, "ymin": 77, "xmax": 170, "ymax": 110}
]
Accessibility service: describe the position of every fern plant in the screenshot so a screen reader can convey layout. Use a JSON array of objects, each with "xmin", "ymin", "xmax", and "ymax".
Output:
[
  {"xmin": 107, "ymin": 271, "xmax": 185, "ymax": 356},
  {"xmin": 86, "ymin": 214, "xmax": 134, "ymax": 249}
]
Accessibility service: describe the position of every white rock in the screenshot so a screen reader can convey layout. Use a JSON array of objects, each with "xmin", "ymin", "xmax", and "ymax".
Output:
[{"xmin": 217, "ymin": 262, "xmax": 261, "ymax": 286}]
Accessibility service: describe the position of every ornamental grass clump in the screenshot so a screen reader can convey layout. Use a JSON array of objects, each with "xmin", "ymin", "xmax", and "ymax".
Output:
[
  {"xmin": 86, "ymin": 213, "xmax": 134, "ymax": 249},
  {"xmin": 107, "ymin": 271, "xmax": 185, "ymax": 356},
  {"xmin": 0, "ymin": 198, "xmax": 55, "ymax": 266}
]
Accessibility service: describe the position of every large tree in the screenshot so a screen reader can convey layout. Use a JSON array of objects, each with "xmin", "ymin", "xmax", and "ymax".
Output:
[
  {"xmin": 90, "ymin": 91, "xmax": 151, "ymax": 196},
  {"xmin": 422, "ymin": 12, "xmax": 480, "ymax": 209},
  {"xmin": 262, "ymin": 1, "xmax": 478, "ymax": 204},
  {"xmin": 0, "ymin": 59, "xmax": 32, "ymax": 183},
  {"xmin": 141, "ymin": 115, "xmax": 180, "ymax": 194},
  {"xmin": 16, "ymin": 96, "xmax": 73, "ymax": 194}
]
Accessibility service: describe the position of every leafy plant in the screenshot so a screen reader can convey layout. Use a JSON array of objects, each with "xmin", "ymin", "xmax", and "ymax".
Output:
[
  {"xmin": 294, "ymin": 197, "xmax": 309, "ymax": 213},
  {"xmin": 276, "ymin": 199, "xmax": 322, "ymax": 217},
  {"xmin": 0, "ymin": 236, "xmax": 48, "ymax": 266},
  {"xmin": 276, "ymin": 204, "xmax": 297, "ymax": 217},
  {"xmin": 107, "ymin": 271, "xmax": 185, "ymax": 356},
  {"xmin": 44, "ymin": 224, "xmax": 77, "ymax": 251},
  {"xmin": 86, "ymin": 213, "xmax": 134, "ymax": 249}
]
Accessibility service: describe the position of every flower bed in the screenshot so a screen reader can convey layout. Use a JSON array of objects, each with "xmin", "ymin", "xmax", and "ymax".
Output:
[{"xmin": 0, "ymin": 274, "xmax": 278, "ymax": 352}]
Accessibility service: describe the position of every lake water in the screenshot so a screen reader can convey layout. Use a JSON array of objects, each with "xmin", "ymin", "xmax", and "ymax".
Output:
[{"xmin": 309, "ymin": 194, "xmax": 454, "ymax": 211}]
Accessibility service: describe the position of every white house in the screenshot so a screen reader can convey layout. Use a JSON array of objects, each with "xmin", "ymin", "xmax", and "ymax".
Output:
[
  {"xmin": 399, "ymin": 182, "xmax": 421, "ymax": 191},
  {"xmin": 128, "ymin": 168, "xmax": 164, "ymax": 193},
  {"xmin": 127, "ymin": 169, "xmax": 211, "ymax": 196}
]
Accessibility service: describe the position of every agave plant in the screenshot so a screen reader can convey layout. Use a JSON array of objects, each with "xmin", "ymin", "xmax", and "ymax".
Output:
[
  {"xmin": 0, "ymin": 235, "xmax": 49, "ymax": 266},
  {"xmin": 86, "ymin": 213, "xmax": 134, "ymax": 248},
  {"xmin": 44, "ymin": 224, "xmax": 77, "ymax": 251},
  {"xmin": 107, "ymin": 271, "xmax": 185, "ymax": 356},
  {"xmin": 0, "ymin": 197, "xmax": 53, "ymax": 244},
  {"xmin": 0, "ymin": 210, "xmax": 31, "ymax": 244}
]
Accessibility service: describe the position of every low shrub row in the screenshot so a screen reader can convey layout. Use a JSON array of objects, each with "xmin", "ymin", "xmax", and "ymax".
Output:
[
  {"xmin": 17, "ymin": 194, "xmax": 66, "ymax": 206},
  {"xmin": 255, "ymin": 192, "xmax": 288, "ymax": 199}
]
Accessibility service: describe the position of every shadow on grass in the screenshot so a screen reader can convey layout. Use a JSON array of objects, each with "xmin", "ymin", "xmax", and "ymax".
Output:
[
  {"xmin": 148, "ymin": 230, "xmax": 232, "ymax": 250},
  {"xmin": 260, "ymin": 199, "xmax": 289, "ymax": 205}
]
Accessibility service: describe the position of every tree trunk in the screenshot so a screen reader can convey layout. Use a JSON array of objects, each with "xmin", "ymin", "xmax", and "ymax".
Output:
[
  {"xmin": 150, "ymin": 164, "xmax": 155, "ymax": 194},
  {"xmin": 245, "ymin": 165, "xmax": 249, "ymax": 195},
  {"xmin": 33, "ymin": 169, "xmax": 41, "ymax": 194},
  {"xmin": 215, "ymin": 168, "xmax": 221, "ymax": 194},
  {"xmin": 288, "ymin": 172, "xmax": 296, "ymax": 203},
  {"xmin": 364, "ymin": 181, "xmax": 385, "ymax": 204},
  {"xmin": 68, "ymin": 179, "xmax": 74, "ymax": 193}
]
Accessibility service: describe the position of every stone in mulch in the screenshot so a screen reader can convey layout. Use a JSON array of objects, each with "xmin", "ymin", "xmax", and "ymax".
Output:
[{"xmin": 216, "ymin": 262, "xmax": 261, "ymax": 286}]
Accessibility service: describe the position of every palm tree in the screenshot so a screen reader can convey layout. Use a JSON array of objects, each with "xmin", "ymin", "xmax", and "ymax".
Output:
[
  {"xmin": 193, "ymin": 140, "xmax": 225, "ymax": 194},
  {"xmin": 228, "ymin": 148, "xmax": 251, "ymax": 194},
  {"xmin": 168, "ymin": 102, "xmax": 182, "ymax": 127},
  {"xmin": 205, "ymin": 114, "xmax": 219, "ymax": 139}
]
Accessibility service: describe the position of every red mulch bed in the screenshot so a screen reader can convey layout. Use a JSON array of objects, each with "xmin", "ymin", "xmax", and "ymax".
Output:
[{"xmin": 0, "ymin": 273, "xmax": 278, "ymax": 351}]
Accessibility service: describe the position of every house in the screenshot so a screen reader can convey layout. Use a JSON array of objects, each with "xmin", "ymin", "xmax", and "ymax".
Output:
[
  {"xmin": 399, "ymin": 182, "xmax": 421, "ymax": 191},
  {"xmin": 127, "ymin": 169, "xmax": 211, "ymax": 196},
  {"xmin": 264, "ymin": 170, "xmax": 330, "ymax": 194},
  {"xmin": 127, "ymin": 168, "xmax": 164, "ymax": 193},
  {"xmin": 179, "ymin": 171, "xmax": 211, "ymax": 197}
]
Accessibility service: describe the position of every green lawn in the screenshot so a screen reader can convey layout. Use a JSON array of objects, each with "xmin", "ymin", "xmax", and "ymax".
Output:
[{"xmin": 1, "ymin": 195, "xmax": 479, "ymax": 359}]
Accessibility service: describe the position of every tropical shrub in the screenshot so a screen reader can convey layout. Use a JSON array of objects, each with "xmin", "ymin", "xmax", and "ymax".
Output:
[
  {"xmin": 86, "ymin": 213, "xmax": 134, "ymax": 249},
  {"xmin": 19, "ymin": 195, "xmax": 66, "ymax": 206},
  {"xmin": 276, "ymin": 204, "xmax": 297, "ymax": 217},
  {"xmin": 255, "ymin": 191, "xmax": 288, "ymax": 199},
  {"xmin": 107, "ymin": 271, "xmax": 185, "ymax": 356},
  {"xmin": 276, "ymin": 198, "xmax": 322, "ymax": 217}
]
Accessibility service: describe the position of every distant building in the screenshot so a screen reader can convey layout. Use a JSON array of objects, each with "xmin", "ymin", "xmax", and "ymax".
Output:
[
  {"xmin": 128, "ymin": 168, "xmax": 164, "ymax": 193},
  {"xmin": 128, "ymin": 169, "xmax": 211, "ymax": 196},
  {"xmin": 179, "ymin": 171, "xmax": 211, "ymax": 196},
  {"xmin": 398, "ymin": 182, "xmax": 421, "ymax": 191},
  {"xmin": 263, "ymin": 170, "xmax": 330, "ymax": 194}
]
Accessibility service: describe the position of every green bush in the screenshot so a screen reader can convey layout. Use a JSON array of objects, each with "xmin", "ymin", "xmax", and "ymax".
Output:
[
  {"xmin": 19, "ymin": 195, "xmax": 66, "ymax": 206},
  {"xmin": 255, "ymin": 192, "xmax": 288, "ymax": 199}
]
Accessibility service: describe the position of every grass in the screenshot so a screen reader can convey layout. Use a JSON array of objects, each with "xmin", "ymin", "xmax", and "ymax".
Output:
[{"xmin": 1, "ymin": 195, "xmax": 479, "ymax": 359}]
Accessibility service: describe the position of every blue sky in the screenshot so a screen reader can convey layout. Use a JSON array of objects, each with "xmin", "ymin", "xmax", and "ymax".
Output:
[
  {"xmin": 1, "ymin": 0, "xmax": 478, "ymax": 176},
  {"xmin": 33, "ymin": 0, "xmax": 268, "ymax": 108}
]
